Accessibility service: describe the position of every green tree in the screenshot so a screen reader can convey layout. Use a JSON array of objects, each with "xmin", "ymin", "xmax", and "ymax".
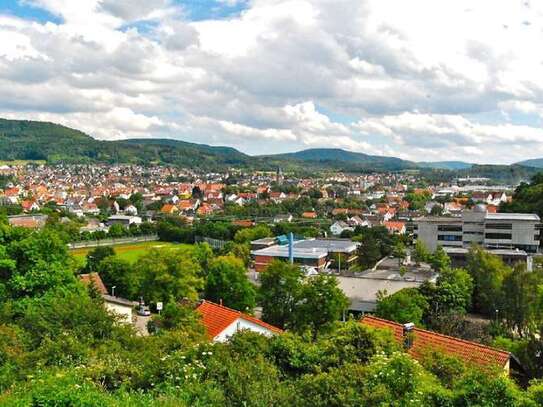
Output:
[
  {"xmin": 96, "ymin": 256, "xmax": 139, "ymax": 299},
  {"xmin": 376, "ymin": 288, "xmax": 429, "ymax": 325},
  {"xmin": 466, "ymin": 247, "xmax": 510, "ymax": 316},
  {"xmin": 260, "ymin": 260, "xmax": 303, "ymax": 329},
  {"xmin": 84, "ymin": 246, "xmax": 115, "ymax": 272},
  {"xmin": 293, "ymin": 275, "xmax": 349, "ymax": 336},
  {"xmin": 136, "ymin": 248, "xmax": 204, "ymax": 304},
  {"xmin": 234, "ymin": 224, "xmax": 272, "ymax": 243},
  {"xmin": 501, "ymin": 263, "xmax": 543, "ymax": 337},
  {"xmin": 5, "ymin": 230, "xmax": 77, "ymax": 299},
  {"xmin": 431, "ymin": 268, "xmax": 474, "ymax": 314},
  {"xmin": 357, "ymin": 234, "xmax": 381, "ymax": 269},
  {"xmin": 414, "ymin": 240, "xmax": 430, "ymax": 264},
  {"xmin": 429, "ymin": 246, "xmax": 451, "ymax": 272},
  {"xmin": 107, "ymin": 223, "xmax": 126, "ymax": 238},
  {"xmin": 205, "ymin": 255, "xmax": 256, "ymax": 312}
]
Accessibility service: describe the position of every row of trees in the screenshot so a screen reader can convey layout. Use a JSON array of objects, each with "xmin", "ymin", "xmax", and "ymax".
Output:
[{"xmin": 376, "ymin": 244, "xmax": 543, "ymax": 381}]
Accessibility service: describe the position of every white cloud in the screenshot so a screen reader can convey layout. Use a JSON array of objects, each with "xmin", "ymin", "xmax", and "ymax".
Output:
[{"xmin": 1, "ymin": 0, "xmax": 543, "ymax": 163}]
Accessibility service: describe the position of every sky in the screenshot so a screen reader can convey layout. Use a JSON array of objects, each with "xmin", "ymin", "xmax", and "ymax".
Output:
[{"xmin": 0, "ymin": 0, "xmax": 543, "ymax": 164}]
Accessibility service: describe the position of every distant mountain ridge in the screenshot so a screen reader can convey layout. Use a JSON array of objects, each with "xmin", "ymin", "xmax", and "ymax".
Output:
[
  {"xmin": 0, "ymin": 119, "xmax": 251, "ymax": 169},
  {"xmin": 265, "ymin": 148, "xmax": 416, "ymax": 171},
  {"xmin": 417, "ymin": 161, "xmax": 473, "ymax": 170},
  {"xmin": 515, "ymin": 158, "xmax": 543, "ymax": 168},
  {"xmin": 0, "ymin": 118, "xmax": 539, "ymax": 178}
]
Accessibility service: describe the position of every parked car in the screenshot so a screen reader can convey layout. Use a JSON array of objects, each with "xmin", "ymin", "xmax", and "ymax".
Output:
[{"xmin": 137, "ymin": 305, "xmax": 151, "ymax": 316}]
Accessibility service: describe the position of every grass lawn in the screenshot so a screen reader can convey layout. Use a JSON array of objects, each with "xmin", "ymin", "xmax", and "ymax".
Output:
[
  {"xmin": 0, "ymin": 159, "xmax": 47, "ymax": 166},
  {"xmin": 70, "ymin": 241, "xmax": 192, "ymax": 266}
]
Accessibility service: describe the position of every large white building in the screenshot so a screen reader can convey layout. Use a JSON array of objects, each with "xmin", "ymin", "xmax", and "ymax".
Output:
[{"xmin": 414, "ymin": 205, "xmax": 541, "ymax": 253}]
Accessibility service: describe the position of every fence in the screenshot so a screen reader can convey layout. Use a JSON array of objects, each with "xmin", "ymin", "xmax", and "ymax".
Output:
[
  {"xmin": 68, "ymin": 235, "xmax": 159, "ymax": 249},
  {"xmin": 194, "ymin": 236, "xmax": 229, "ymax": 250}
]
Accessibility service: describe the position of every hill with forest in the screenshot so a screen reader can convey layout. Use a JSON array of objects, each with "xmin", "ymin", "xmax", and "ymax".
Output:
[
  {"xmin": 417, "ymin": 161, "xmax": 473, "ymax": 170},
  {"xmin": 515, "ymin": 157, "xmax": 543, "ymax": 168},
  {"xmin": 0, "ymin": 119, "xmax": 252, "ymax": 169},
  {"xmin": 266, "ymin": 148, "xmax": 417, "ymax": 172},
  {"xmin": 1, "ymin": 118, "xmax": 542, "ymax": 180}
]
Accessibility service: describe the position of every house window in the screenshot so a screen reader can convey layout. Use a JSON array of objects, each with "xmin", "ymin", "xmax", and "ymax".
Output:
[
  {"xmin": 485, "ymin": 233, "xmax": 512, "ymax": 240},
  {"xmin": 485, "ymin": 223, "xmax": 512, "ymax": 230},
  {"xmin": 438, "ymin": 235, "xmax": 462, "ymax": 241},
  {"xmin": 437, "ymin": 225, "xmax": 462, "ymax": 232}
]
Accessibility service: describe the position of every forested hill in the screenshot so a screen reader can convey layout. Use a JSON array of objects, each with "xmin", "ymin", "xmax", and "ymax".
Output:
[
  {"xmin": 1, "ymin": 118, "xmax": 541, "ymax": 178},
  {"xmin": 266, "ymin": 148, "xmax": 417, "ymax": 171},
  {"xmin": 0, "ymin": 119, "xmax": 418, "ymax": 172},
  {"xmin": 0, "ymin": 119, "xmax": 252, "ymax": 169}
]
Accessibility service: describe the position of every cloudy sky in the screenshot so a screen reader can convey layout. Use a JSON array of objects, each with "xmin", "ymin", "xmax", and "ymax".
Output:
[{"xmin": 0, "ymin": 0, "xmax": 543, "ymax": 163}]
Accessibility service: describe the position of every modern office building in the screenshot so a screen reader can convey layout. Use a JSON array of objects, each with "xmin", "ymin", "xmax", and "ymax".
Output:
[{"xmin": 414, "ymin": 205, "xmax": 540, "ymax": 253}]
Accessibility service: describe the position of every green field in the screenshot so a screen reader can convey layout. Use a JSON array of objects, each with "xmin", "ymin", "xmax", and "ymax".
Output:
[
  {"xmin": 0, "ymin": 159, "xmax": 47, "ymax": 166},
  {"xmin": 70, "ymin": 241, "xmax": 191, "ymax": 266}
]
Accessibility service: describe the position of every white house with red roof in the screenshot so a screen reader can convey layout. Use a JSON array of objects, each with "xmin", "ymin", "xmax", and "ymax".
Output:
[{"xmin": 196, "ymin": 300, "xmax": 282, "ymax": 342}]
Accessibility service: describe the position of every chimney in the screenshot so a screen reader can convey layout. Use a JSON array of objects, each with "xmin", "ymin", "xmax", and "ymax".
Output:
[{"xmin": 403, "ymin": 322, "xmax": 415, "ymax": 349}]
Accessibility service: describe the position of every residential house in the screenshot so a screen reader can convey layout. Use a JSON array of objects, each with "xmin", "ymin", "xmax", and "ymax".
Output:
[
  {"xmin": 21, "ymin": 200, "xmax": 40, "ymax": 212},
  {"xmin": 107, "ymin": 215, "xmax": 142, "ymax": 227},
  {"xmin": 196, "ymin": 300, "xmax": 282, "ymax": 342},
  {"xmin": 273, "ymin": 214, "xmax": 293, "ymax": 223},
  {"xmin": 80, "ymin": 273, "xmax": 137, "ymax": 324},
  {"xmin": 124, "ymin": 204, "xmax": 138, "ymax": 215},
  {"xmin": 161, "ymin": 204, "xmax": 179, "ymax": 215},
  {"xmin": 269, "ymin": 192, "xmax": 287, "ymax": 203},
  {"xmin": 384, "ymin": 221, "xmax": 406, "ymax": 235},
  {"xmin": 302, "ymin": 211, "xmax": 318, "ymax": 219},
  {"xmin": 361, "ymin": 316, "xmax": 513, "ymax": 374},
  {"xmin": 330, "ymin": 220, "xmax": 354, "ymax": 236},
  {"xmin": 8, "ymin": 214, "xmax": 48, "ymax": 229}
]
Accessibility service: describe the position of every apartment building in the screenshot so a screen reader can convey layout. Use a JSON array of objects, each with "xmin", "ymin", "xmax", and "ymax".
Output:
[{"xmin": 414, "ymin": 205, "xmax": 540, "ymax": 253}]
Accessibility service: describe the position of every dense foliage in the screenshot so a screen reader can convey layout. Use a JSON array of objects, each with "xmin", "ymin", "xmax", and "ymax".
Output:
[{"xmin": 0, "ymin": 221, "xmax": 542, "ymax": 405}]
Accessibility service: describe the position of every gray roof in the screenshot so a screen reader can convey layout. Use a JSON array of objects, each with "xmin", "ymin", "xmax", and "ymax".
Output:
[
  {"xmin": 293, "ymin": 239, "xmax": 359, "ymax": 253},
  {"xmin": 485, "ymin": 213, "xmax": 540, "ymax": 221},
  {"xmin": 414, "ymin": 216, "xmax": 462, "ymax": 223},
  {"xmin": 251, "ymin": 245, "xmax": 328, "ymax": 259},
  {"xmin": 444, "ymin": 247, "xmax": 528, "ymax": 257},
  {"xmin": 102, "ymin": 294, "xmax": 137, "ymax": 307},
  {"xmin": 336, "ymin": 276, "xmax": 423, "ymax": 312}
]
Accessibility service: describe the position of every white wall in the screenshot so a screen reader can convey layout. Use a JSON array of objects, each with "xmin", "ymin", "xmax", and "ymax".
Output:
[
  {"xmin": 105, "ymin": 302, "xmax": 133, "ymax": 324},
  {"xmin": 213, "ymin": 317, "xmax": 276, "ymax": 342}
]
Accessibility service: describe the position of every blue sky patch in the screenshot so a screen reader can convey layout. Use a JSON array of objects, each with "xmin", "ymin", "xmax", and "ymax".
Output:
[
  {"xmin": 0, "ymin": 0, "xmax": 62, "ymax": 24},
  {"xmin": 176, "ymin": 0, "xmax": 248, "ymax": 21}
]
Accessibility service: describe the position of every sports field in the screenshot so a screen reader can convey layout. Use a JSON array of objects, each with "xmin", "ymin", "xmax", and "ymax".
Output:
[{"xmin": 70, "ymin": 241, "xmax": 191, "ymax": 265}]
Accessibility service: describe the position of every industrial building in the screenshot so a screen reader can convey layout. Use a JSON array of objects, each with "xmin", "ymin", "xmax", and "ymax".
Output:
[{"xmin": 250, "ymin": 238, "xmax": 359, "ymax": 272}]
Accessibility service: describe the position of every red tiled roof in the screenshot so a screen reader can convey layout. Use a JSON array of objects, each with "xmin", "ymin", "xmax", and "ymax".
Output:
[
  {"xmin": 361, "ymin": 316, "xmax": 510, "ymax": 369},
  {"xmin": 384, "ymin": 221, "xmax": 405, "ymax": 231},
  {"xmin": 79, "ymin": 272, "xmax": 108, "ymax": 295},
  {"xmin": 232, "ymin": 219, "xmax": 254, "ymax": 228},
  {"xmin": 196, "ymin": 300, "xmax": 282, "ymax": 339}
]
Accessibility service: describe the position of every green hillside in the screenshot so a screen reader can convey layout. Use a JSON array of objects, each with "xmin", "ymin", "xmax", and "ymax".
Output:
[
  {"xmin": 418, "ymin": 161, "xmax": 473, "ymax": 170},
  {"xmin": 266, "ymin": 148, "xmax": 417, "ymax": 171},
  {"xmin": 1, "ymin": 118, "xmax": 540, "ymax": 179},
  {"xmin": 515, "ymin": 158, "xmax": 543, "ymax": 168},
  {"xmin": 0, "ymin": 119, "xmax": 251, "ymax": 169}
]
